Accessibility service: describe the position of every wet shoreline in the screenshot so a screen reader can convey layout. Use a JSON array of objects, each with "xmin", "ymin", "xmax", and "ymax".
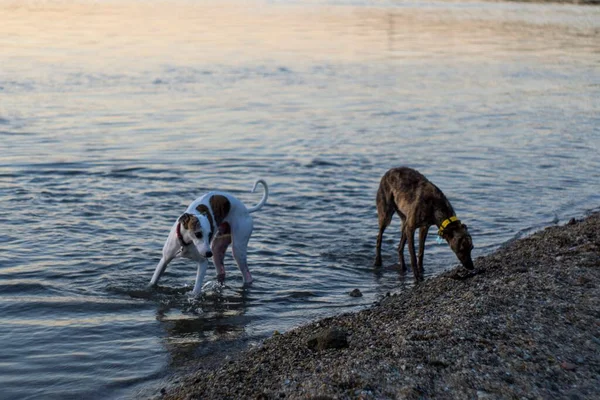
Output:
[{"xmin": 161, "ymin": 212, "xmax": 600, "ymax": 399}]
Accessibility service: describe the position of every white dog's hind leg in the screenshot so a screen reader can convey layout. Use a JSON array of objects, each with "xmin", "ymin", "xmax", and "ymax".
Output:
[
  {"xmin": 232, "ymin": 244, "xmax": 252, "ymax": 285},
  {"xmin": 150, "ymin": 256, "xmax": 172, "ymax": 286},
  {"xmin": 191, "ymin": 260, "xmax": 208, "ymax": 297},
  {"xmin": 211, "ymin": 235, "xmax": 232, "ymax": 283},
  {"xmin": 231, "ymin": 217, "xmax": 253, "ymax": 285},
  {"xmin": 232, "ymin": 231, "xmax": 253, "ymax": 285}
]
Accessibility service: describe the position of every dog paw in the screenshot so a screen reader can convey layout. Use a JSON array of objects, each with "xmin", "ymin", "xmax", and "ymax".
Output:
[
  {"xmin": 202, "ymin": 280, "xmax": 220, "ymax": 292},
  {"xmin": 242, "ymin": 278, "xmax": 254, "ymax": 287}
]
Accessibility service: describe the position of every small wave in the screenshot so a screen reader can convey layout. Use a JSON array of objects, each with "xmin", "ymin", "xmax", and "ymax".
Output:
[
  {"xmin": 0, "ymin": 130, "xmax": 36, "ymax": 136},
  {"xmin": 371, "ymin": 110, "xmax": 405, "ymax": 117},
  {"xmin": 305, "ymin": 158, "xmax": 341, "ymax": 168},
  {"xmin": 284, "ymin": 290, "xmax": 317, "ymax": 299},
  {"xmin": 263, "ymin": 290, "xmax": 321, "ymax": 306},
  {"xmin": 108, "ymin": 166, "xmax": 144, "ymax": 176},
  {"xmin": 21, "ymin": 161, "xmax": 92, "ymax": 176},
  {"xmin": 0, "ymin": 281, "xmax": 50, "ymax": 294},
  {"xmin": 107, "ymin": 282, "xmax": 188, "ymax": 299}
]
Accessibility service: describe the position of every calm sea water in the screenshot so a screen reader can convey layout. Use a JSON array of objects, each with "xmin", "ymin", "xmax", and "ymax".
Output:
[{"xmin": 1, "ymin": 0, "xmax": 599, "ymax": 398}]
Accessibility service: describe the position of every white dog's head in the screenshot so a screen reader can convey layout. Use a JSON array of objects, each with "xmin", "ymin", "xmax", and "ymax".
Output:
[{"xmin": 178, "ymin": 213, "xmax": 212, "ymax": 258}]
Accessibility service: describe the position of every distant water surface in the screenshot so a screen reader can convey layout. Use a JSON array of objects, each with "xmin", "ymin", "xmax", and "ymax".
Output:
[{"xmin": 0, "ymin": 0, "xmax": 599, "ymax": 398}]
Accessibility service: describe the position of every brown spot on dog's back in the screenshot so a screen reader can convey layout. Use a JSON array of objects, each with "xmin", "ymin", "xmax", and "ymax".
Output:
[
  {"xmin": 196, "ymin": 204, "xmax": 215, "ymax": 233},
  {"xmin": 210, "ymin": 195, "xmax": 231, "ymax": 226}
]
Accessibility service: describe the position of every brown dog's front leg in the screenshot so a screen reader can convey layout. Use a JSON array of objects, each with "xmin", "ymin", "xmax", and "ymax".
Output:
[
  {"xmin": 417, "ymin": 226, "xmax": 429, "ymax": 277},
  {"xmin": 406, "ymin": 227, "xmax": 421, "ymax": 281},
  {"xmin": 374, "ymin": 226, "xmax": 384, "ymax": 267}
]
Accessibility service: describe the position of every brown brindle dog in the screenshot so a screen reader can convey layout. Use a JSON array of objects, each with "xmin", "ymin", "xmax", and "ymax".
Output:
[{"xmin": 374, "ymin": 167, "xmax": 474, "ymax": 281}]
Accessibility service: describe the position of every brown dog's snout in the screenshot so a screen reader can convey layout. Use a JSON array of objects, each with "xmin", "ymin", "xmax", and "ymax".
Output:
[{"xmin": 463, "ymin": 256, "xmax": 474, "ymax": 270}]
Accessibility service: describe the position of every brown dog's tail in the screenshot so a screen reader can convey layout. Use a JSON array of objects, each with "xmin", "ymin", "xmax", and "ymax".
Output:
[{"xmin": 247, "ymin": 179, "xmax": 269, "ymax": 213}]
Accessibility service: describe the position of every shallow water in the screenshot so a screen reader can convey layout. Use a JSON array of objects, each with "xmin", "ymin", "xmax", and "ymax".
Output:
[{"xmin": 1, "ymin": 0, "xmax": 599, "ymax": 398}]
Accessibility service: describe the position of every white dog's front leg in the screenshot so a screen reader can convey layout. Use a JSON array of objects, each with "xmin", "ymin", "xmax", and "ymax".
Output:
[
  {"xmin": 151, "ymin": 229, "xmax": 181, "ymax": 287},
  {"xmin": 191, "ymin": 260, "xmax": 208, "ymax": 297},
  {"xmin": 150, "ymin": 256, "xmax": 172, "ymax": 286}
]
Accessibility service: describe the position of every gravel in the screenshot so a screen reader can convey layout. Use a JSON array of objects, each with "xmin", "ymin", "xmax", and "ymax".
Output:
[{"xmin": 162, "ymin": 213, "xmax": 600, "ymax": 399}]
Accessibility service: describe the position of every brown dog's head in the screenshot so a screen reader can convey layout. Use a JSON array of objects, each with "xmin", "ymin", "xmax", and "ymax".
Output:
[{"xmin": 442, "ymin": 222, "xmax": 474, "ymax": 270}]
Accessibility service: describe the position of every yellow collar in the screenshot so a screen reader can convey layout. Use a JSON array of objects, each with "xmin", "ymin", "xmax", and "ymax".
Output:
[{"xmin": 438, "ymin": 216, "xmax": 459, "ymax": 236}]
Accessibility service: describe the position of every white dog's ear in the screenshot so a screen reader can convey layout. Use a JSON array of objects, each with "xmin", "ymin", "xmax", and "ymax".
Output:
[
  {"xmin": 178, "ymin": 213, "xmax": 198, "ymax": 231},
  {"xmin": 178, "ymin": 212, "xmax": 190, "ymax": 224}
]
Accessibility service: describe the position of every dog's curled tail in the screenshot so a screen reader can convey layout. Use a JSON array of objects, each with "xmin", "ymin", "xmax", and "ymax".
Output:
[{"xmin": 247, "ymin": 179, "xmax": 269, "ymax": 213}]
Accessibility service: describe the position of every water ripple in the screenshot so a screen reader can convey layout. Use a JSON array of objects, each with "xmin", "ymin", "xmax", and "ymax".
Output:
[{"xmin": 1, "ymin": 1, "xmax": 599, "ymax": 399}]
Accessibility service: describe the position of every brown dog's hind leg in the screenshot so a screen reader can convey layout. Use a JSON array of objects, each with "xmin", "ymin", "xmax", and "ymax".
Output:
[
  {"xmin": 374, "ymin": 198, "xmax": 394, "ymax": 267},
  {"xmin": 417, "ymin": 225, "xmax": 429, "ymax": 277},
  {"xmin": 397, "ymin": 225, "xmax": 407, "ymax": 271},
  {"xmin": 406, "ymin": 226, "xmax": 422, "ymax": 281}
]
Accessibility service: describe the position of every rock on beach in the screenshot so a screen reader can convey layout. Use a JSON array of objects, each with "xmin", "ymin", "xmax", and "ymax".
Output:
[
  {"xmin": 163, "ymin": 213, "xmax": 600, "ymax": 399},
  {"xmin": 307, "ymin": 327, "xmax": 349, "ymax": 351}
]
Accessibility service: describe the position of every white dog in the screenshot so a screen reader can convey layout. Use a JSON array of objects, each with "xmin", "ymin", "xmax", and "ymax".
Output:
[{"xmin": 150, "ymin": 179, "xmax": 268, "ymax": 296}]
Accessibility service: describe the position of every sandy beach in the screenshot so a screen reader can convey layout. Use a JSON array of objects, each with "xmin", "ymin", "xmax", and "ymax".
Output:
[{"xmin": 161, "ymin": 212, "xmax": 600, "ymax": 399}]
